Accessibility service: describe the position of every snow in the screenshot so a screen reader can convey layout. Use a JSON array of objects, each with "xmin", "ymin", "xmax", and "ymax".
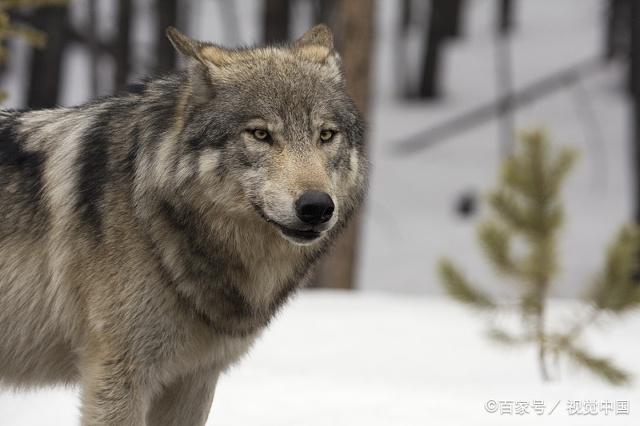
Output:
[{"xmin": 1, "ymin": 291, "xmax": 639, "ymax": 425}]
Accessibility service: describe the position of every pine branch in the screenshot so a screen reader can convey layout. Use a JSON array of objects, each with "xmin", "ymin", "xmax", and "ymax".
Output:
[
  {"xmin": 489, "ymin": 190, "xmax": 531, "ymax": 231},
  {"xmin": 590, "ymin": 225, "xmax": 640, "ymax": 313},
  {"xmin": 487, "ymin": 327, "xmax": 531, "ymax": 345},
  {"xmin": 563, "ymin": 343, "xmax": 631, "ymax": 386},
  {"xmin": 478, "ymin": 221, "xmax": 520, "ymax": 276},
  {"xmin": 546, "ymin": 148, "xmax": 578, "ymax": 200},
  {"xmin": 438, "ymin": 259, "xmax": 496, "ymax": 310}
]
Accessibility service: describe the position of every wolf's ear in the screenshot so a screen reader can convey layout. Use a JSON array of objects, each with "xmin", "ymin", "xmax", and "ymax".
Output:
[
  {"xmin": 294, "ymin": 24, "xmax": 334, "ymax": 52},
  {"xmin": 166, "ymin": 27, "xmax": 234, "ymax": 69},
  {"xmin": 293, "ymin": 25, "xmax": 342, "ymax": 79}
]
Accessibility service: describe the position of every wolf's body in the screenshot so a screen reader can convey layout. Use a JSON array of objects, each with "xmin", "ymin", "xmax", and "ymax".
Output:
[{"xmin": 0, "ymin": 26, "xmax": 366, "ymax": 425}]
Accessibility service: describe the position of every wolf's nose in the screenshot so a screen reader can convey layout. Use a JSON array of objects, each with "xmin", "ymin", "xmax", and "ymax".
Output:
[{"xmin": 295, "ymin": 191, "xmax": 334, "ymax": 225}]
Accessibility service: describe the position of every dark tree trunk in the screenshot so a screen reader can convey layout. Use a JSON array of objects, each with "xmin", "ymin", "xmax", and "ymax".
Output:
[
  {"xmin": 87, "ymin": 0, "xmax": 99, "ymax": 96},
  {"xmin": 155, "ymin": 0, "xmax": 179, "ymax": 75},
  {"xmin": 605, "ymin": 0, "xmax": 631, "ymax": 61},
  {"xmin": 27, "ymin": 6, "xmax": 68, "ymax": 109},
  {"xmin": 498, "ymin": 0, "xmax": 515, "ymax": 34},
  {"xmin": 400, "ymin": 0, "xmax": 412, "ymax": 34},
  {"xmin": 419, "ymin": 0, "xmax": 445, "ymax": 99},
  {"xmin": 114, "ymin": 0, "xmax": 132, "ymax": 90},
  {"xmin": 630, "ymin": 0, "xmax": 640, "ymax": 222},
  {"xmin": 264, "ymin": 0, "xmax": 290, "ymax": 44},
  {"xmin": 442, "ymin": 0, "xmax": 465, "ymax": 39}
]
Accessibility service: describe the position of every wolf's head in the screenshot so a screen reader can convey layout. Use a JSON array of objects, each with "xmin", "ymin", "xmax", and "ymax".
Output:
[{"xmin": 162, "ymin": 25, "xmax": 367, "ymax": 246}]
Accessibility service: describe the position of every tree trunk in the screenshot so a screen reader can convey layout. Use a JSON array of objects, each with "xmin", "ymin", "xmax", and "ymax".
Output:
[
  {"xmin": 498, "ymin": 0, "xmax": 515, "ymax": 34},
  {"xmin": 114, "ymin": 0, "xmax": 132, "ymax": 90},
  {"xmin": 442, "ymin": 0, "xmax": 465, "ymax": 39},
  {"xmin": 263, "ymin": 0, "xmax": 290, "ymax": 44},
  {"xmin": 605, "ymin": 0, "xmax": 630, "ymax": 61},
  {"xmin": 155, "ymin": 0, "xmax": 179, "ymax": 75},
  {"xmin": 87, "ymin": 0, "xmax": 99, "ymax": 96},
  {"xmin": 27, "ymin": 5, "xmax": 68, "ymax": 109},
  {"xmin": 630, "ymin": 0, "xmax": 640, "ymax": 222},
  {"xmin": 313, "ymin": 0, "xmax": 374, "ymax": 289},
  {"xmin": 419, "ymin": 0, "xmax": 445, "ymax": 99}
]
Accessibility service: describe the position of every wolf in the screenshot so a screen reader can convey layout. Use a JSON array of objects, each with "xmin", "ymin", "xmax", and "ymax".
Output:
[{"xmin": 0, "ymin": 25, "xmax": 367, "ymax": 425}]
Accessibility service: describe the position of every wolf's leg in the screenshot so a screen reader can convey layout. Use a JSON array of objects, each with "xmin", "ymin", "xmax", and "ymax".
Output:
[
  {"xmin": 79, "ymin": 354, "xmax": 149, "ymax": 426},
  {"xmin": 146, "ymin": 366, "xmax": 219, "ymax": 426}
]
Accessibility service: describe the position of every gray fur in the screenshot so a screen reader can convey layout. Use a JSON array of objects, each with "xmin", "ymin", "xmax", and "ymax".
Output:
[{"xmin": 0, "ymin": 25, "xmax": 367, "ymax": 425}]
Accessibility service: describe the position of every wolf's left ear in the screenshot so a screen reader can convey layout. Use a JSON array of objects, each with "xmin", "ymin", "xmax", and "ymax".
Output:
[
  {"xmin": 166, "ymin": 27, "xmax": 234, "ymax": 70},
  {"xmin": 294, "ymin": 25, "xmax": 342, "ymax": 80}
]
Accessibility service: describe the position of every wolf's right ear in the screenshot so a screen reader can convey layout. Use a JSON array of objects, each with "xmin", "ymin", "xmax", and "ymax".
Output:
[
  {"xmin": 293, "ymin": 25, "xmax": 342, "ymax": 82},
  {"xmin": 166, "ymin": 27, "xmax": 234, "ymax": 70}
]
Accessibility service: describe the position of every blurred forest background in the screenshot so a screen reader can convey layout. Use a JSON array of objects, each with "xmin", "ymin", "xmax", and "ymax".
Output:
[{"xmin": 1, "ymin": 0, "xmax": 638, "ymax": 295}]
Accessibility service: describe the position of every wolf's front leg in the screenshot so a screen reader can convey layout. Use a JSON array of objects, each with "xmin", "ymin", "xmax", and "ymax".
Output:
[
  {"xmin": 146, "ymin": 366, "xmax": 219, "ymax": 426},
  {"xmin": 79, "ymin": 356, "xmax": 149, "ymax": 426}
]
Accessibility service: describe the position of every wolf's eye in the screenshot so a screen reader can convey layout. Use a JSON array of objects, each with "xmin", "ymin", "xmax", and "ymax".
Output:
[
  {"xmin": 319, "ymin": 130, "xmax": 335, "ymax": 143},
  {"xmin": 252, "ymin": 129, "xmax": 271, "ymax": 142}
]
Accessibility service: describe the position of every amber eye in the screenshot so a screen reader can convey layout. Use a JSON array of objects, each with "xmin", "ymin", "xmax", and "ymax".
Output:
[
  {"xmin": 252, "ymin": 129, "xmax": 270, "ymax": 141},
  {"xmin": 319, "ymin": 130, "xmax": 335, "ymax": 142}
]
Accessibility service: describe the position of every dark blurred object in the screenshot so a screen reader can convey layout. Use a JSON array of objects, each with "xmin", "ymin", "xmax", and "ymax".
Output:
[
  {"xmin": 154, "ymin": 0, "xmax": 179, "ymax": 75},
  {"xmin": 418, "ymin": 0, "xmax": 446, "ymax": 99},
  {"xmin": 442, "ymin": 0, "xmax": 465, "ymax": 39},
  {"xmin": 114, "ymin": 0, "xmax": 132, "ymax": 91},
  {"xmin": 605, "ymin": 0, "xmax": 630, "ymax": 61},
  {"xmin": 263, "ymin": 0, "xmax": 290, "ymax": 44},
  {"xmin": 456, "ymin": 190, "xmax": 477, "ymax": 218},
  {"xmin": 27, "ymin": 5, "xmax": 69, "ymax": 109},
  {"xmin": 498, "ymin": 0, "xmax": 515, "ymax": 34},
  {"xmin": 417, "ymin": 0, "xmax": 468, "ymax": 99},
  {"xmin": 630, "ymin": 0, "xmax": 640, "ymax": 223}
]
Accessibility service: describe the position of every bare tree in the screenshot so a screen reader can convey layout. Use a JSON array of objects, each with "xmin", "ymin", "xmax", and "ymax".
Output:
[
  {"xmin": 442, "ymin": 0, "xmax": 465, "ymax": 39},
  {"xmin": 418, "ymin": 0, "xmax": 445, "ymax": 99},
  {"xmin": 27, "ymin": 4, "xmax": 68, "ymax": 108},
  {"xmin": 630, "ymin": 0, "xmax": 640, "ymax": 222},
  {"xmin": 87, "ymin": 0, "xmax": 99, "ymax": 96},
  {"xmin": 605, "ymin": 0, "xmax": 630, "ymax": 61},
  {"xmin": 498, "ymin": 0, "xmax": 515, "ymax": 34},
  {"xmin": 155, "ymin": 0, "xmax": 179, "ymax": 75},
  {"xmin": 264, "ymin": 0, "xmax": 290, "ymax": 44},
  {"xmin": 113, "ymin": 0, "xmax": 132, "ymax": 90}
]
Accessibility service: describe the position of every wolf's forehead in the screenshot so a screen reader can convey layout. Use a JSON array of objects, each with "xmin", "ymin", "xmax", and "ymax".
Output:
[{"xmin": 223, "ymin": 48, "xmax": 333, "ymax": 86}]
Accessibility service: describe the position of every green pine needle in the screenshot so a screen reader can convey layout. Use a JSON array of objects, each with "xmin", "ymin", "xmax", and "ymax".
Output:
[
  {"xmin": 564, "ymin": 344, "xmax": 631, "ymax": 386},
  {"xmin": 438, "ymin": 259, "xmax": 496, "ymax": 310}
]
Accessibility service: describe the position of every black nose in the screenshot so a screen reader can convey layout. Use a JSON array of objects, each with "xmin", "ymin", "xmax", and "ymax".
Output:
[{"xmin": 295, "ymin": 191, "xmax": 334, "ymax": 225}]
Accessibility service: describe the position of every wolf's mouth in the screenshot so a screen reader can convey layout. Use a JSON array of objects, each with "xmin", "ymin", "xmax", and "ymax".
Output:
[
  {"xmin": 274, "ymin": 224, "xmax": 322, "ymax": 242},
  {"xmin": 251, "ymin": 202, "xmax": 324, "ymax": 244}
]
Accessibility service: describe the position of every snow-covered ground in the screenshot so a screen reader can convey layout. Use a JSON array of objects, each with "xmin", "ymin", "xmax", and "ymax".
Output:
[{"xmin": 1, "ymin": 291, "xmax": 639, "ymax": 425}]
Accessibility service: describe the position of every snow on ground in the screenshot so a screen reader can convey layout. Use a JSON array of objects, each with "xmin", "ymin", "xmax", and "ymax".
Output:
[
  {"xmin": 361, "ymin": 0, "xmax": 632, "ymax": 296},
  {"xmin": 1, "ymin": 291, "xmax": 639, "ymax": 425}
]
